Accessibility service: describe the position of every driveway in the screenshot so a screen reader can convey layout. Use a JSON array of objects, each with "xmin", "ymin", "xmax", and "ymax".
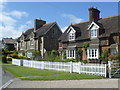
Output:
[{"xmin": 7, "ymin": 79, "xmax": 119, "ymax": 88}]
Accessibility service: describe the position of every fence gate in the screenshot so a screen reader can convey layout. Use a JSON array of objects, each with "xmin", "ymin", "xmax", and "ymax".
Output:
[
  {"xmin": 72, "ymin": 62, "xmax": 80, "ymax": 73},
  {"xmin": 108, "ymin": 60, "xmax": 120, "ymax": 78}
]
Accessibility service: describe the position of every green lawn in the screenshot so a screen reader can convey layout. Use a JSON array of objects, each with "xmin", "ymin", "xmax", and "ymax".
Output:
[
  {"xmin": 2, "ymin": 64, "xmax": 105, "ymax": 80},
  {"xmin": 2, "ymin": 64, "xmax": 63, "ymax": 77},
  {"xmin": 21, "ymin": 73, "xmax": 104, "ymax": 81}
]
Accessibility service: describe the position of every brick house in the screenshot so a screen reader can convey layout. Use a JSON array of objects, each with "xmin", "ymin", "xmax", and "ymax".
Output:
[
  {"xmin": 59, "ymin": 7, "xmax": 120, "ymax": 60},
  {"xmin": 17, "ymin": 18, "xmax": 62, "ymax": 58},
  {"xmin": 2, "ymin": 38, "xmax": 17, "ymax": 51}
]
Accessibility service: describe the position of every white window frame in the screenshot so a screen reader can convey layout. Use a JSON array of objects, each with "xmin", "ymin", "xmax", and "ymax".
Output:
[
  {"xmin": 87, "ymin": 48, "xmax": 99, "ymax": 59},
  {"xmin": 66, "ymin": 49, "xmax": 76, "ymax": 59},
  {"xmin": 69, "ymin": 32, "xmax": 75, "ymax": 41},
  {"xmin": 91, "ymin": 29, "xmax": 97, "ymax": 38}
]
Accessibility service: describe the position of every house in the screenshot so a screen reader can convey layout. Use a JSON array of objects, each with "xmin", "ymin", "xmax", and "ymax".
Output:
[
  {"xmin": 2, "ymin": 38, "xmax": 17, "ymax": 51},
  {"xmin": 17, "ymin": 18, "xmax": 62, "ymax": 58},
  {"xmin": 59, "ymin": 7, "xmax": 120, "ymax": 60}
]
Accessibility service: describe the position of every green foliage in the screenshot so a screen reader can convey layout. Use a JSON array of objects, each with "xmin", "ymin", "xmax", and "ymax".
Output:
[
  {"xmin": 32, "ymin": 50, "xmax": 41, "ymax": 60},
  {"xmin": 63, "ymin": 51, "xmax": 66, "ymax": 59},
  {"xmin": 82, "ymin": 42, "xmax": 89, "ymax": 55},
  {"xmin": 2, "ymin": 55, "xmax": 7, "ymax": 63},
  {"xmin": 101, "ymin": 49, "xmax": 109, "ymax": 59},
  {"xmin": 6, "ymin": 56, "xmax": 12, "ymax": 61},
  {"xmin": 4, "ymin": 45, "xmax": 15, "ymax": 51},
  {"xmin": 50, "ymin": 50, "xmax": 58, "ymax": 61},
  {"xmin": 116, "ymin": 53, "xmax": 120, "ymax": 60},
  {"xmin": 66, "ymin": 58, "xmax": 77, "ymax": 62},
  {"xmin": 7, "ymin": 54, "xmax": 25, "ymax": 59},
  {"xmin": 77, "ymin": 49, "xmax": 83, "ymax": 61},
  {"xmin": 8, "ymin": 54, "xmax": 18, "ymax": 58},
  {"xmin": 82, "ymin": 60, "xmax": 88, "ymax": 64}
]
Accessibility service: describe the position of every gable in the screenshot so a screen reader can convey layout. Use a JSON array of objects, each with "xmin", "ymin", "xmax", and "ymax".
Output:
[
  {"xmin": 67, "ymin": 26, "xmax": 76, "ymax": 33},
  {"xmin": 88, "ymin": 22, "xmax": 99, "ymax": 30}
]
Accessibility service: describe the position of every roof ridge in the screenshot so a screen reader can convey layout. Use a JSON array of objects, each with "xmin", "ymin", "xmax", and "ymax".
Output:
[
  {"xmin": 101, "ymin": 14, "xmax": 120, "ymax": 20},
  {"xmin": 72, "ymin": 21, "xmax": 90, "ymax": 26},
  {"xmin": 43, "ymin": 22, "xmax": 56, "ymax": 26}
]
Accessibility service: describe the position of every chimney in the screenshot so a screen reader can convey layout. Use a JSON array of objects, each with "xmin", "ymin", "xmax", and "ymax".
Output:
[
  {"xmin": 34, "ymin": 18, "xmax": 46, "ymax": 32},
  {"xmin": 88, "ymin": 7, "xmax": 100, "ymax": 22}
]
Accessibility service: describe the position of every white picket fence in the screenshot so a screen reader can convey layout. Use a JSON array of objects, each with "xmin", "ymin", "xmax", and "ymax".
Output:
[
  {"xmin": 12, "ymin": 59, "xmax": 107, "ymax": 77},
  {"xmin": 12, "ymin": 59, "xmax": 22, "ymax": 66}
]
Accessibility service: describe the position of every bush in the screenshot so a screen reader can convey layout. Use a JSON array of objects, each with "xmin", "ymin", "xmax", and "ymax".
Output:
[
  {"xmin": 8, "ymin": 54, "xmax": 18, "ymax": 58},
  {"xmin": 51, "ymin": 50, "xmax": 58, "ymax": 61},
  {"xmin": 66, "ymin": 58, "xmax": 77, "ymax": 62},
  {"xmin": 82, "ymin": 60, "xmax": 88, "ymax": 64},
  {"xmin": 2, "ymin": 55, "xmax": 7, "ymax": 63},
  {"xmin": 6, "ymin": 57, "xmax": 12, "ymax": 61},
  {"xmin": 116, "ymin": 53, "xmax": 120, "ymax": 60},
  {"xmin": 18, "ymin": 55, "xmax": 25, "ymax": 59}
]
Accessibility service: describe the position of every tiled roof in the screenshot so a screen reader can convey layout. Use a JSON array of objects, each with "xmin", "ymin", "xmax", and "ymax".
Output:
[
  {"xmin": 59, "ymin": 15, "xmax": 120, "ymax": 42},
  {"xmin": 2, "ymin": 38, "xmax": 16, "ymax": 44},
  {"xmin": 18, "ymin": 22, "xmax": 56, "ymax": 41}
]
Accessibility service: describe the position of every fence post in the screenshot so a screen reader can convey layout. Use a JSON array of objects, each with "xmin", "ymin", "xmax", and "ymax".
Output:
[
  {"xmin": 70, "ymin": 61, "xmax": 73, "ymax": 73},
  {"xmin": 79, "ymin": 62, "xmax": 81, "ymax": 74},
  {"xmin": 108, "ymin": 61, "xmax": 112, "ymax": 78},
  {"xmin": 105, "ymin": 64, "xmax": 107, "ymax": 78}
]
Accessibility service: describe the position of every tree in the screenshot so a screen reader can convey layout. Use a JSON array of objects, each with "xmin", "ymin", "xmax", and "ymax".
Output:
[
  {"xmin": 77, "ymin": 49, "xmax": 83, "ymax": 61},
  {"xmin": 51, "ymin": 50, "xmax": 58, "ymax": 61},
  {"xmin": 82, "ymin": 42, "xmax": 89, "ymax": 55},
  {"xmin": 32, "ymin": 50, "xmax": 41, "ymax": 60}
]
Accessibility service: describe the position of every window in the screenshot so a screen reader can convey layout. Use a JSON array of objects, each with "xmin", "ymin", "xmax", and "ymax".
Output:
[
  {"xmin": 69, "ymin": 33, "xmax": 75, "ymax": 41},
  {"xmin": 87, "ymin": 48, "xmax": 98, "ymax": 59},
  {"xmin": 111, "ymin": 49, "xmax": 117, "ymax": 55},
  {"xmin": 91, "ymin": 29, "xmax": 97, "ymax": 38},
  {"xmin": 67, "ymin": 49, "xmax": 76, "ymax": 59},
  {"xmin": 21, "ymin": 42, "xmax": 24, "ymax": 47},
  {"xmin": 30, "ymin": 39, "xmax": 34, "ymax": 46}
]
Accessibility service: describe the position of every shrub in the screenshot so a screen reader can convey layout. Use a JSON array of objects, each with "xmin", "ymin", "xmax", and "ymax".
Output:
[
  {"xmin": 116, "ymin": 53, "xmax": 120, "ymax": 60},
  {"xmin": 82, "ymin": 42, "xmax": 89, "ymax": 55},
  {"xmin": 51, "ymin": 50, "xmax": 58, "ymax": 61},
  {"xmin": 8, "ymin": 54, "xmax": 18, "ymax": 58},
  {"xmin": 18, "ymin": 55, "xmax": 25, "ymax": 59},
  {"xmin": 108, "ymin": 55, "xmax": 116, "ymax": 61},
  {"xmin": 2, "ymin": 55, "xmax": 7, "ymax": 63},
  {"xmin": 66, "ymin": 58, "xmax": 77, "ymax": 62},
  {"xmin": 6, "ymin": 57, "xmax": 12, "ymax": 61},
  {"xmin": 77, "ymin": 49, "xmax": 83, "ymax": 61},
  {"xmin": 82, "ymin": 60, "xmax": 88, "ymax": 64}
]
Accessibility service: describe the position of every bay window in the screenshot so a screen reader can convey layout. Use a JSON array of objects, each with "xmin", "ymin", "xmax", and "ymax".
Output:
[
  {"xmin": 66, "ymin": 49, "xmax": 76, "ymax": 59},
  {"xmin": 87, "ymin": 48, "xmax": 99, "ymax": 59}
]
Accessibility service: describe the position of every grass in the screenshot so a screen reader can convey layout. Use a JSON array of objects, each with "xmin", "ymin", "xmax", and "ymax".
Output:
[
  {"xmin": 2, "ymin": 64, "xmax": 63, "ymax": 77},
  {"xmin": 21, "ymin": 73, "xmax": 104, "ymax": 81},
  {"xmin": 2, "ymin": 64, "xmax": 105, "ymax": 80}
]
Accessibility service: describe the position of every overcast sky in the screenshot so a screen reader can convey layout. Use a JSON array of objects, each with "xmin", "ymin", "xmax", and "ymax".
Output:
[{"xmin": 0, "ymin": 2, "xmax": 119, "ymax": 40}]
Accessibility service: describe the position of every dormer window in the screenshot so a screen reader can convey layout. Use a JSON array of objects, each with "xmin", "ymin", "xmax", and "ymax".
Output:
[
  {"xmin": 69, "ymin": 32, "xmax": 75, "ymax": 41},
  {"xmin": 68, "ymin": 26, "xmax": 76, "ymax": 41},
  {"xmin": 91, "ymin": 29, "xmax": 97, "ymax": 38}
]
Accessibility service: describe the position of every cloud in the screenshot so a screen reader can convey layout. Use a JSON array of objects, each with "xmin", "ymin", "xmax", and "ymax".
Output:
[
  {"xmin": 62, "ymin": 14, "xmax": 83, "ymax": 23},
  {"xmin": 0, "ymin": 1, "xmax": 29, "ymax": 40},
  {"xmin": 8, "ymin": 10, "xmax": 28, "ymax": 19}
]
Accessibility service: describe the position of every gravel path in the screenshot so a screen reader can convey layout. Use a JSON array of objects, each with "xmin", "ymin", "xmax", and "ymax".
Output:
[{"xmin": 8, "ymin": 79, "xmax": 119, "ymax": 88}]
